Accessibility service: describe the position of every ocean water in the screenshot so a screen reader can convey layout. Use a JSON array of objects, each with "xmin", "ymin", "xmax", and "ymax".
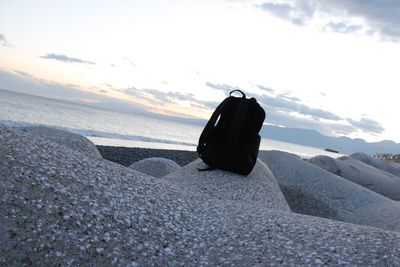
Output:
[{"xmin": 0, "ymin": 89, "xmax": 343, "ymax": 158}]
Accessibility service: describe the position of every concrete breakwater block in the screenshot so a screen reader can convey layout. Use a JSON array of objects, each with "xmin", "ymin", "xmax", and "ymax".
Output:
[
  {"xmin": 1, "ymin": 125, "xmax": 400, "ymax": 266},
  {"xmin": 165, "ymin": 159, "xmax": 290, "ymax": 211},
  {"xmin": 309, "ymin": 155, "xmax": 400, "ymax": 200},
  {"xmin": 129, "ymin": 157, "xmax": 180, "ymax": 178},
  {"xmin": 351, "ymin": 152, "xmax": 400, "ymax": 177},
  {"xmin": 21, "ymin": 125, "xmax": 102, "ymax": 159},
  {"xmin": 259, "ymin": 150, "xmax": 400, "ymax": 232}
]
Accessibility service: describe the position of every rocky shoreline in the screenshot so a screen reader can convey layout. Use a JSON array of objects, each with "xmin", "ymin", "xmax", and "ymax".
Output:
[
  {"xmin": 97, "ymin": 146, "xmax": 198, "ymax": 167},
  {"xmin": 2, "ymin": 124, "xmax": 400, "ymax": 265}
]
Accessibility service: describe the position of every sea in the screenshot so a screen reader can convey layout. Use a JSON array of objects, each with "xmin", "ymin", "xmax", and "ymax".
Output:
[{"xmin": 0, "ymin": 88, "xmax": 344, "ymax": 158}]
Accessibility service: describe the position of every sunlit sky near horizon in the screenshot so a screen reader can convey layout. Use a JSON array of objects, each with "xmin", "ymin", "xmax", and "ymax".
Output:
[{"xmin": 1, "ymin": 0, "xmax": 400, "ymax": 142}]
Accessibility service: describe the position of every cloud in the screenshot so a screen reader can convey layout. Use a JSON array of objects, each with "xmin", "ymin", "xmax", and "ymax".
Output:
[
  {"xmin": 257, "ymin": 85, "xmax": 275, "ymax": 94},
  {"xmin": 40, "ymin": 53, "xmax": 96, "ymax": 65},
  {"xmin": 205, "ymin": 82, "xmax": 242, "ymax": 94},
  {"xmin": 266, "ymin": 107, "xmax": 356, "ymax": 136},
  {"xmin": 346, "ymin": 117, "xmax": 385, "ymax": 134},
  {"xmin": 0, "ymin": 69, "xmax": 100, "ymax": 100},
  {"xmin": 11, "ymin": 70, "xmax": 34, "ymax": 79},
  {"xmin": 257, "ymin": 92, "xmax": 342, "ymax": 121},
  {"xmin": 206, "ymin": 80, "xmax": 385, "ymax": 137},
  {"xmin": 258, "ymin": 85, "xmax": 298, "ymax": 101},
  {"xmin": 276, "ymin": 92, "xmax": 301, "ymax": 102},
  {"xmin": 256, "ymin": 0, "xmax": 400, "ymax": 41},
  {"xmin": 324, "ymin": 21, "xmax": 364, "ymax": 34},
  {"xmin": 121, "ymin": 86, "xmax": 218, "ymax": 109},
  {"xmin": 323, "ymin": 0, "xmax": 400, "ymax": 40},
  {"xmin": 144, "ymin": 88, "xmax": 196, "ymax": 103},
  {"xmin": 0, "ymin": 33, "xmax": 10, "ymax": 47},
  {"xmin": 122, "ymin": 86, "xmax": 142, "ymax": 96},
  {"xmin": 257, "ymin": 1, "xmax": 316, "ymax": 26},
  {"xmin": 123, "ymin": 57, "xmax": 136, "ymax": 67},
  {"xmin": 190, "ymin": 100, "xmax": 220, "ymax": 110},
  {"xmin": 206, "ymin": 80, "xmax": 342, "ymax": 121},
  {"xmin": 120, "ymin": 79, "xmax": 384, "ymax": 137},
  {"xmin": 0, "ymin": 69, "xmax": 149, "ymax": 114},
  {"xmin": 122, "ymin": 87, "xmax": 169, "ymax": 105}
]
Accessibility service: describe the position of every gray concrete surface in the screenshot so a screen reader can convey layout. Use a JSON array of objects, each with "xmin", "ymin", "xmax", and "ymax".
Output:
[
  {"xmin": 351, "ymin": 152, "xmax": 400, "ymax": 177},
  {"xmin": 21, "ymin": 125, "xmax": 102, "ymax": 159},
  {"xmin": 1, "ymin": 125, "xmax": 400, "ymax": 266},
  {"xmin": 259, "ymin": 150, "xmax": 400, "ymax": 232},
  {"xmin": 309, "ymin": 155, "xmax": 400, "ymax": 200},
  {"xmin": 129, "ymin": 157, "xmax": 180, "ymax": 178},
  {"xmin": 165, "ymin": 159, "xmax": 290, "ymax": 211}
]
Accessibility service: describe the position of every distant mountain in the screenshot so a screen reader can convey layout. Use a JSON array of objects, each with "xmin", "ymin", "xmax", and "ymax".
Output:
[
  {"xmin": 158, "ymin": 114, "xmax": 400, "ymax": 155},
  {"xmin": 260, "ymin": 125, "xmax": 400, "ymax": 155}
]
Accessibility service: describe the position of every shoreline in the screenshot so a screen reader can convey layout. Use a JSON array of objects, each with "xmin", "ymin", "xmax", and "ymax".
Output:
[
  {"xmin": 97, "ymin": 145, "xmax": 198, "ymax": 167},
  {"xmin": 96, "ymin": 145, "xmax": 306, "ymax": 167}
]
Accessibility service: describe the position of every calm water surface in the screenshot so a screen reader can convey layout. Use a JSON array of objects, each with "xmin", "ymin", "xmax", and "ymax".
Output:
[{"xmin": 0, "ymin": 89, "xmax": 343, "ymax": 158}]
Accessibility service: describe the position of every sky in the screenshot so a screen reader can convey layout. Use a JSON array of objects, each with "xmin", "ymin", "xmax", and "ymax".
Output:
[{"xmin": 1, "ymin": 0, "xmax": 400, "ymax": 142}]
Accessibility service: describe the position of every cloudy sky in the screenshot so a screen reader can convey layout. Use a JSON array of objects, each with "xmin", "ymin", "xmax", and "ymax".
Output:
[{"xmin": 1, "ymin": 0, "xmax": 400, "ymax": 142}]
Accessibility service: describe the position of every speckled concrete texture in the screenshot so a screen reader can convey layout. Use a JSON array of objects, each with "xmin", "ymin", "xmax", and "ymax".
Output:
[
  {"xmin": 259, "ymin": 150, "xmax": 400, "ymax": 232},
  {"xmin": 309, "ymin": 155, "xmax": 400, "ymax": 200},
  {"xmin": 129, "ymin": 157, "xmax": 180, "ymax": 178},
  {"xmin": 21, "ymin": 125, "xmax": 102, "ymax": 159},
  {"xmin": 165, "ymin": 159, "xmax": 290, "ymax": 211},
  {"xmin": 1, "ymin": 125, "xmax": 400, "ymax": 266},
  {"xmin": 351, "ymin": 152, "xmax": 400, "ymax": 177}
]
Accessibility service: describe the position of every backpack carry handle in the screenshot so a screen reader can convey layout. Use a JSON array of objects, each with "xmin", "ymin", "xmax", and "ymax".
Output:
[{"xmin": 229, "ymin": 90, "xmax": 246, "ymax": 98}]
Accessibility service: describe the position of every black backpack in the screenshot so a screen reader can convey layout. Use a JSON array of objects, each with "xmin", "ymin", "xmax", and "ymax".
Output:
[{"xmin": 197, "ymin": 90, "xmax": 266, "ymax": 175}]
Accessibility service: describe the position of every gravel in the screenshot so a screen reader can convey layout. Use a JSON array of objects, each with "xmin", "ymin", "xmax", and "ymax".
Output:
[
  {"xmin": 1, "ymin": 125, "xmax": 400, "ymax": 266},
  {"xmin": 97, "ymin": 146, "xmax": 197, "ymax": 167}
]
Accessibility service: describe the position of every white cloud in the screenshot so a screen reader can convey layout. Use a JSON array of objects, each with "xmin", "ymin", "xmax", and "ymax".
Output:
[
  {"xmin": 205, "ymin": 80, "xmax": 390, "ymax": 137},
  {"xmin": 40, "ymin": 53, "xmax": 96, "ymax": 65},
  {"xmin": 0, "ymin": 33, "xmax": 10, "ymax": 47},
  {"xmin": 346, "ymin": 117, "xmax": 385, "ymax": 135},
  {"xmin": 256, "ymin": 0, "xmax": 400, "ymax": 41}
]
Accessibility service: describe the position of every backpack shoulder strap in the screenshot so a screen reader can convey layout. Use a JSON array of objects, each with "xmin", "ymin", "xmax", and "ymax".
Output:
[{"xmin": 198, "ymin": 97, "xmax": 231, "ymax": 148}]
